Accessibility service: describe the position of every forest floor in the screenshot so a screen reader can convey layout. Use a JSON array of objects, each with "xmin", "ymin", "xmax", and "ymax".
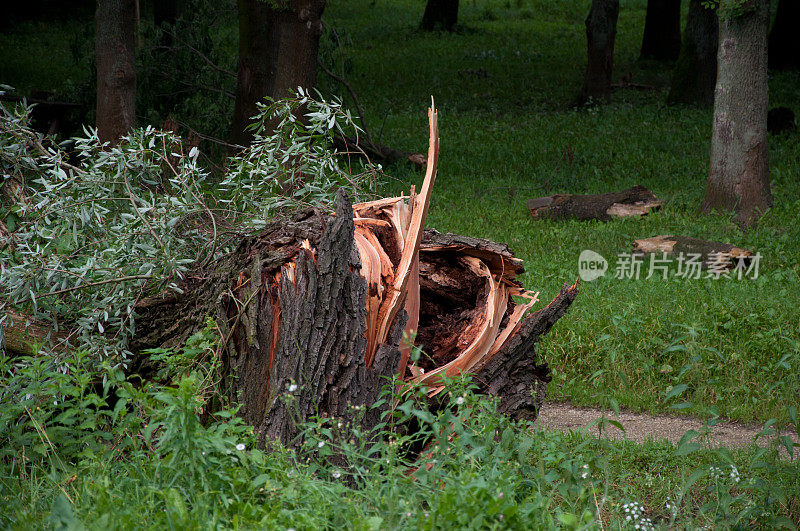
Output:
[{"xmin": 537, "ymin": 401, "xmax": 800, "ymax": 458}]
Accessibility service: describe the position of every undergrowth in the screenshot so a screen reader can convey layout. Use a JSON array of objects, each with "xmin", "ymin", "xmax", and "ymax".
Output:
[{"xmin": 0, "ymin": 332, "xmax": 798, "ymax": 529}]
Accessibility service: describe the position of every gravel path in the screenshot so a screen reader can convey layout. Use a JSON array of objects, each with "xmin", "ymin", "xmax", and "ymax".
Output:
[{"xmin": 535, "ymin": 402, "xmax": 799, "ymax": 459}]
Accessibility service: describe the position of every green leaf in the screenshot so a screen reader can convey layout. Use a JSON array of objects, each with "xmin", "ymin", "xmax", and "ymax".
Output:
[{"xmin": 664, "ymin": 384, "xmax": 688, "ymax": 402}]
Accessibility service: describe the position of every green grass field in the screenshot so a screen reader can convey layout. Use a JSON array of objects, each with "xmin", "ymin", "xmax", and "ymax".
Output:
[
  {"xmin": 317, "ymin": 0, "xmax": 800, "ymax": 425},
  {"xmin": 2, "ymin": 0, "xmax": 799, "ymax": 527}
]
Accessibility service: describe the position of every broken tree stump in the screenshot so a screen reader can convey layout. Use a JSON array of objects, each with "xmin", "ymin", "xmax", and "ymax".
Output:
[
  {"xmin": 129, "ymin": 104, "xmax": 577, "ymax": 446},
  {"xmin": 632, "ymin": 235, "xmax": 753, "ymax": 269},
  {"xmin": 527, "ymin": 185, "xmax": 662, "ymax": 221},
  {"xmin": 129, "ymin": 192, "xmax": 578, "ymax": 446},
  {"xmin": 3, "ymin": 103, "xmax": 578, "ymax": 449}
]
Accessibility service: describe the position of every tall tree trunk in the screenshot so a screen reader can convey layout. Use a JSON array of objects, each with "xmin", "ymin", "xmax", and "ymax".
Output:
[
  {"xmin": 230, "ymin": 0, "xmax": 326, "ymax": 146},
  {"xmin": 576, "ymin": 0, "xmax": 620, "ymax": 106},
  {"xmin": 667, "ymin": 0, "xmax": 718, "ymax": 105},
  {"xmin": 420, "ymin": 0, "xmax": 459, "ymax": 32},
  {"xmin": 768, "ymin": 0, "xmax": 800, "ymax": 70},
  {"xmin": 702, "ymin": 0, "xmax": 772, "ymax": 226},
  {"xmin": 95, "ymin": 0, "xmax": 137, "ymax": 145},
  {"xmin": 640, "ymin": 0, "xmax": 682, "ymax": 61}
]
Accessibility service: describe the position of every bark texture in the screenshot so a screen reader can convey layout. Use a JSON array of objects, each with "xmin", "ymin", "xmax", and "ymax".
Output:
[
  {"xmin": 577, "ymin": 0, "xmax": 620, "ymax": 105},
  {"xmin": 768, "ymin": 0, "xmax": 800, "ymax": 70},
  {"xmin": 527, "ymin": 186, "xmax": 662, "ymax": 222},
  {"xmin": 633, "ymin": 235, "xmax": 752, "ymax": 268},
  {"xmin": 129, "ymin": 192, "xmax": 576, "ymax": 447},
  {"xmin": 667, "ymin": 0, "xmax": 718, "ymax": 106},
  {"xmin": 703, "ymin": 0, "xmax": 772, "ymax": 226},
  {"xmin": 95, "ymin": 0, "xmax": 137, "ymax": 145},
  {"xmin": 230, "ymin": 0, "xmax": 326, "ymax": 145},
  {"xmin": 420, "ymin": 0, "xmax": 459, "ymax": 32},
  {"xmin": 640, "ymin": 0, "xmax": 682, "ymax": 61}
]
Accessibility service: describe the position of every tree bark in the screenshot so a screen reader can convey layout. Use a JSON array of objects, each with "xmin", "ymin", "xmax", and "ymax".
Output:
[
  {"xmin": 768, "ymin": 0, "xmax": 800, "ymax": 70},
  {"xmin": 420, "ymin": 0, "xmax": 459, "ymax": 32},
  {"xmin": 128, "ymin": 192, "xmax": 577, "ymax": 447},
  {"xmin": 230, "ymin": 0, "xmax": 326, "ymax": 145},
  {"xmin": 527, "ymin": 186, "xmax": 662, "ymax": 222},
  {"xmin": 702, "ymin": 0, "xmax": 772, "ymax": 226},
  {"xmin": 633, "ymin": 235, "xmax": 753, "ymax": 269},
  {"xmin": 576, "ymin": 0, "xmax": 620, "ymax": 106},
  {"xmin": 667, "ymin": 0, "xmax": 718, "ymax": 106},
  {"xmin": 640, "ymin": 0, "xmax": 682, "ymax": 61},
  {"xmin": 95, "ymin": 0, "xmax": 137, "ymax": 145}
]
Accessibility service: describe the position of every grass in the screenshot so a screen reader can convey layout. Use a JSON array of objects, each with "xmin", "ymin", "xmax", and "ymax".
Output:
[
  {"xmin": 1, "ymin": 0, "xmax": 799, "ymax": 527},
  {"xmin": 1, "ymin": 354, "xmax": 798, "ymax": 528},
  {"xmin": 319, "ymin": 0, "xmax": 800, "ymax": 425}
]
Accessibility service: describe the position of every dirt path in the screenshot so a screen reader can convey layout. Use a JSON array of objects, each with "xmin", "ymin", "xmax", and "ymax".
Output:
[{"xmin": 535, "ymin": 402, "xmax": 799, "ymax": 459}]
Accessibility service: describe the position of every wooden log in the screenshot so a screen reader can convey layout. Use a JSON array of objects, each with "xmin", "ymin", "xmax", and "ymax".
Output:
[
  {"xmin": 0, "ymin": 308, "xmax": 70, "ymax": 356},
  {"xmin": 527, "ymin": 185, "xmax": 662, "ymax": 221},
  {"xmin": 632, "ymin": 235, "xmax": 752, "ymax": 269}
]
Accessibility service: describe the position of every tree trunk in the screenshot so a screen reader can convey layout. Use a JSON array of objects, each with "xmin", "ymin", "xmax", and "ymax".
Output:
[
  {"xmin": 95, "ymin": 0, "xmax": 137, "ymax": 145},
  {"xmin": 420, "ymin": 0, "xmax": 459, "ymax": 32},
  {"xmin": 640, "ymin": 0, "xmax": 682, "ymax": 61},
  {"xmin": 230, "ymin": 0, "xmax": 326, "ymax": 145},
  {"xmin": 667, "ymin": 0, "xmax": 718, "ymax": 106},
  {"xmin": 129, "ymin": 193, "xmax": 577, "ymax": 447},
  {"xmin": 702, "ymin": 0, "xmax": 772, "ymax": 226},
  {"xmin": 576, "ymin": 0, "xmax": 620, "ymax": 106},
  {"xmin": 768, "ymin": 0, "xmax": 800, "ymax": 70}
]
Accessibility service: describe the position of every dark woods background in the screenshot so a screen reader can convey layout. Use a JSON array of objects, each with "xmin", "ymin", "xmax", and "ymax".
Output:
[{"xmin": 3, "ymin": 0, "xmax": 240, "ymax": 151}]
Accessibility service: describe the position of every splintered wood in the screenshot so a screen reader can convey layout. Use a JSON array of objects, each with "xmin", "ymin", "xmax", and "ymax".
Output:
[{"xmin": 351, "ymin": 103, "xmax": 540, "ymax": 396}]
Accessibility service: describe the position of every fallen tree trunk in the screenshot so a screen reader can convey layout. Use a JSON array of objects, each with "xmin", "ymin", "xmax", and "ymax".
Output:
[
  {"xmin": 527, "ymin": 186, "xmax": 662, "ymax": 221},
  {"xmin": 3, "ymin": 104, "xmax": 578, "ymax": 448}
]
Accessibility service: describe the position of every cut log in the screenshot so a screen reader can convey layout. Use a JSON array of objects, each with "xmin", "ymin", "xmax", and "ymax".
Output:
[
  {"xmin": 527, "ymin": 186, "xmax": 662, "ymax": 222},
  {"xmin": 632, "ymin": 235, "xmax": 752, "ymax": 269}
]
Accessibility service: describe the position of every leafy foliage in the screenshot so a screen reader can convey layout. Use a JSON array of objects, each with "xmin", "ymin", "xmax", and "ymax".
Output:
[
  {"xmin": 0, "ymin": 93, "xmax": 379, "ymax": 360},
  {"xmin": 1, "ymin": 344, "xmax": 797, "ymax": 528}
]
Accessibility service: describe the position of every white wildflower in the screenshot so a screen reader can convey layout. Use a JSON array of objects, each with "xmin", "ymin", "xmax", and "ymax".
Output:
[
  {"xmin": 236, "ymin": 443, "xmax": 246, "ymax": 451},
  {"xmin": 288, "ymin": 383, "xmax": 298, "ymax": 393},
  {"xmin": 317, "ymin": 441, "xmax": 325, "ymax": 448},
  {"xmin": 332, "ymin": 470, "xmax": 341, "ymax": 479}
]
